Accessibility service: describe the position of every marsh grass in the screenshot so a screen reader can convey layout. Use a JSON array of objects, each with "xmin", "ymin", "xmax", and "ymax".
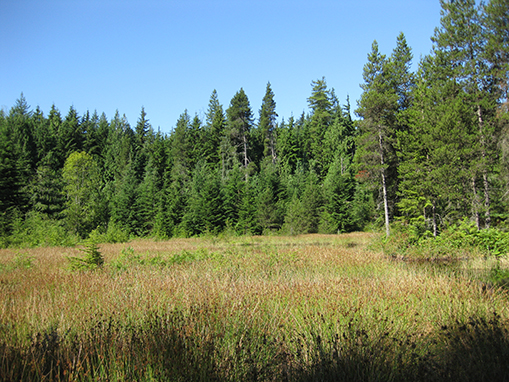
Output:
[{"xmin": 1, "ymin": 233, "xmax": 509, "ymax": 381}]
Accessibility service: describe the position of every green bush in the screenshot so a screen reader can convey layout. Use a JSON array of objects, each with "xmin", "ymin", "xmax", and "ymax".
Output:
[
  {"xmin": 87, "ymin": 221, "xmax": 131, "ymax": 244},
  {"xmin": 111, "ymin": 246, "xmax": 145, "ymax": 271},
  {"xmin": 5, "ymin": 212, "xmax": 78, "ymax": 248},
  {"xmin": 67, "ymin": 241, "xmax": 104, "ymax": 271}
]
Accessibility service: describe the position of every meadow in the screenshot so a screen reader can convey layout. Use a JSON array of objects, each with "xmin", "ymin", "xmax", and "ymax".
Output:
[{"xmin": 1, "ymin": 232, "xmax": 509, "ymax": 381}]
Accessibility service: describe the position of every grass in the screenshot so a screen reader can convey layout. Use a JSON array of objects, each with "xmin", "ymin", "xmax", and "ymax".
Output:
[{"xmin": 1, "ymin": 232, "xmax": 508, "ymax": 381}]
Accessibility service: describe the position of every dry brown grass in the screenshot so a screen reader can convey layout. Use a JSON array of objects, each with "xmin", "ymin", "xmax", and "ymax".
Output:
[{"xmin": 1, "ymin": 232, "xmax": 509, "ymax": 381}]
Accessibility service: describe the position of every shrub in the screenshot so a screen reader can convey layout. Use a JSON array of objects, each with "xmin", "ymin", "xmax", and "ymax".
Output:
[{"xmin": 67, "ymin": 241, "xmax": 104, "ymax": 271}]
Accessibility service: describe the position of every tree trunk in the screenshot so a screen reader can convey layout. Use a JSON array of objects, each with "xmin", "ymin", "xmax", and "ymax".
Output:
[
  {"xmin": 477, "ymin": 104, "xmax": 491, "ymax": 228},
  {"xmin": 472, "ymin": 176, "xmax": 480, "ymax": 231},
  {"xmin": 270, "ymin": 132, "xmax": 277, "ymax": 164},
  {"xmin": 432, "ymin": 200, "xmax": 437, "ymax": 237}
]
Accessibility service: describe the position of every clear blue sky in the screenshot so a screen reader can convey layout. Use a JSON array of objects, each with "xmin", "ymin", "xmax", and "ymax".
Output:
[{"xmin": 1, "ymin": 0, "xmax": 442, "ymax": 134}]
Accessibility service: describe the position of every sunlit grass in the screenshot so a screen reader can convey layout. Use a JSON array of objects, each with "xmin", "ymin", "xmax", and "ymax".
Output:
[{"xmin": 1, "ymin": 232, "xmax": 508, "ymax": 381}]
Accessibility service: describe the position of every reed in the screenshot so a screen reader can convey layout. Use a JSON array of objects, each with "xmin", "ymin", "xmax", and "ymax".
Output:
[{"xmin": 1, "ymin": 233, "xmax": 508, "ymax": 381}]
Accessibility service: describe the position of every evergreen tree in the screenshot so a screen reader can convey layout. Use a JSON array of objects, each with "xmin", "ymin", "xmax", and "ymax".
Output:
[
  {"xmin": 256, "ymin": 161, "xmax": 284, "ymax": 232},
  {"xmin": 47, "ymin": 105, "xmax": 63, "ymax": 170},
  {"xmin": 181, "ymin": 162, "xmax": 223, "ymax": 235},
  {"xmin": 258, "ymin": 82, "xmax": 278, "ymax": 163},
  {"xmin": 320, "ymin": 157, "xmax": 356, "ymax": 233},
  {"xmin": 221, "ymin": 163, "xmax": 244, "ymax": 228},
  {"xmin": 398, "ymin": 56, "xmax": 478, "ymax": 235},
  {"xmin": 0, "ymin": 111, "xmax": 23, "ymax": 236},
  {"xmin": 355, "ymin": 41, "xmax": 399, "ymax": 237},
  {"xmin": 237, "ymin": 175, "xmax": 260, "ymax": 234},
  {"xmin": 134, "ymin": 158, "xmax": 160, "ymax": 236},
  {"xmin": 322, "ymin": 100, "xmax": 356, "ymax": 176},
  {"xmin": 6, "ymin": 94, "xmax": 36, "ymax": 214},
  {"xmin": 431, "ymin": 0, "xmax": 499, "ymax": 228},
  {"xmin": 82, "ymin": 110, "xmax": 101, "ymax": 159},
  {"xmin": 110, "ymin": 161, "xmax": 139, "ymax": 235},
  {"xmin": 226, "ymin": 88, "xmax": 254, "ymax": 177},
  {"xmin": 170, "ymin": 111, "xmax": 192, "ymax": 170},
  {"xmin": 188, "ymin": 114, "xmax": 203, "ymax": 169},
  {"xmin": 58, "ymin": 106, "xmax": 84, "ymax": 167},
  {"xmin": 31, "ymin": 106, "xmax": 51, "ymax": 164},
  {"xmin": 29, "ymin": 154, "xmax": 65, "ymax": 219},
  {"xmin": 307, "ymin": 77, "xmax": 333, "ymax": 175},
  {"xmin": 483, "ymin": 0, "xmax": 509, "ymax": 101},
  {"xmin": 135, "ymin": 106, "xmax": 150, "ymax": 151},
  {"xmin": 276, "ymin": 117, "xmax": 301, "ymax": 173},
  {"xmin": 203, "ymin": 90, "xmax": 225, "ymax": 165}
]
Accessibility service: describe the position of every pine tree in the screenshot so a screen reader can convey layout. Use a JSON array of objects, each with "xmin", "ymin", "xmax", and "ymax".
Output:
[
  {"xmin": 322, "ymin": 100, "xmax": 356, "ymax": 176},
  {"xmin": 276, "ymin": 117, "xmax": 301, "ymax": 173}
]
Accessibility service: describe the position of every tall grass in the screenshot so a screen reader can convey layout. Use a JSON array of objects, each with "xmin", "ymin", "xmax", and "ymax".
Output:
[{"xmin": 1, "ymin": 233, "xmax": 508, "ymax": 381}]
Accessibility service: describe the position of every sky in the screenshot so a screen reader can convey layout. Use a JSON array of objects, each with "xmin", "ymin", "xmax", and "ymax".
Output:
[{"xmin": 1, "ymin": 0, "xmax": 443, "ymax": 134}]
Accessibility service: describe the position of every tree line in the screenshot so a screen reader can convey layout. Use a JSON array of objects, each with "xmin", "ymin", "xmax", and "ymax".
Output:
[{"xmin": 0, "ymin": 0, "xmax": 508, "ymax": 246}]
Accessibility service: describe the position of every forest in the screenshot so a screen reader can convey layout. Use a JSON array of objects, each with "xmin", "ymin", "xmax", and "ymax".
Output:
[{"xmin": 1, "ymin": 0, "xmax": 508, "ymax": 247}]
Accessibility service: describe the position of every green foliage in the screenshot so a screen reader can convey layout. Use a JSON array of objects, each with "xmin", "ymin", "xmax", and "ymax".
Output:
[
  {"xmin": 382, "ymin": 219, "xmax": 509, "ymax": 263},
  {"xmin": 111, "ymin": 247, "xmax": 212, "ymax": 271},
  {"xmin": 67, "ymin": 240, "xmax": 104, "ymax": 271},
  {"xmin": 4, "ymin": 211, "xmax": 78, "ymax": 248},
  {"xmin": 111, "ymin": 246, "xmax": 145, "ymax": 270},
  {"xmin": 87, "ymin": 220, "xmax": 130, "ymax": 244},
  {"xmin": 0, "ymin": 252, "xmax": 35, "ymax": 272},
  {"xmin": 5, "ymin": 5, "xmax": 509, "ymax": 246},
  {"xmin": 489, "ymin": 265, "xmax": 509, "ymax": 288},
  {"xmin": 62, "ymin": 151, "xmax": 102, "ymax": 238}
]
